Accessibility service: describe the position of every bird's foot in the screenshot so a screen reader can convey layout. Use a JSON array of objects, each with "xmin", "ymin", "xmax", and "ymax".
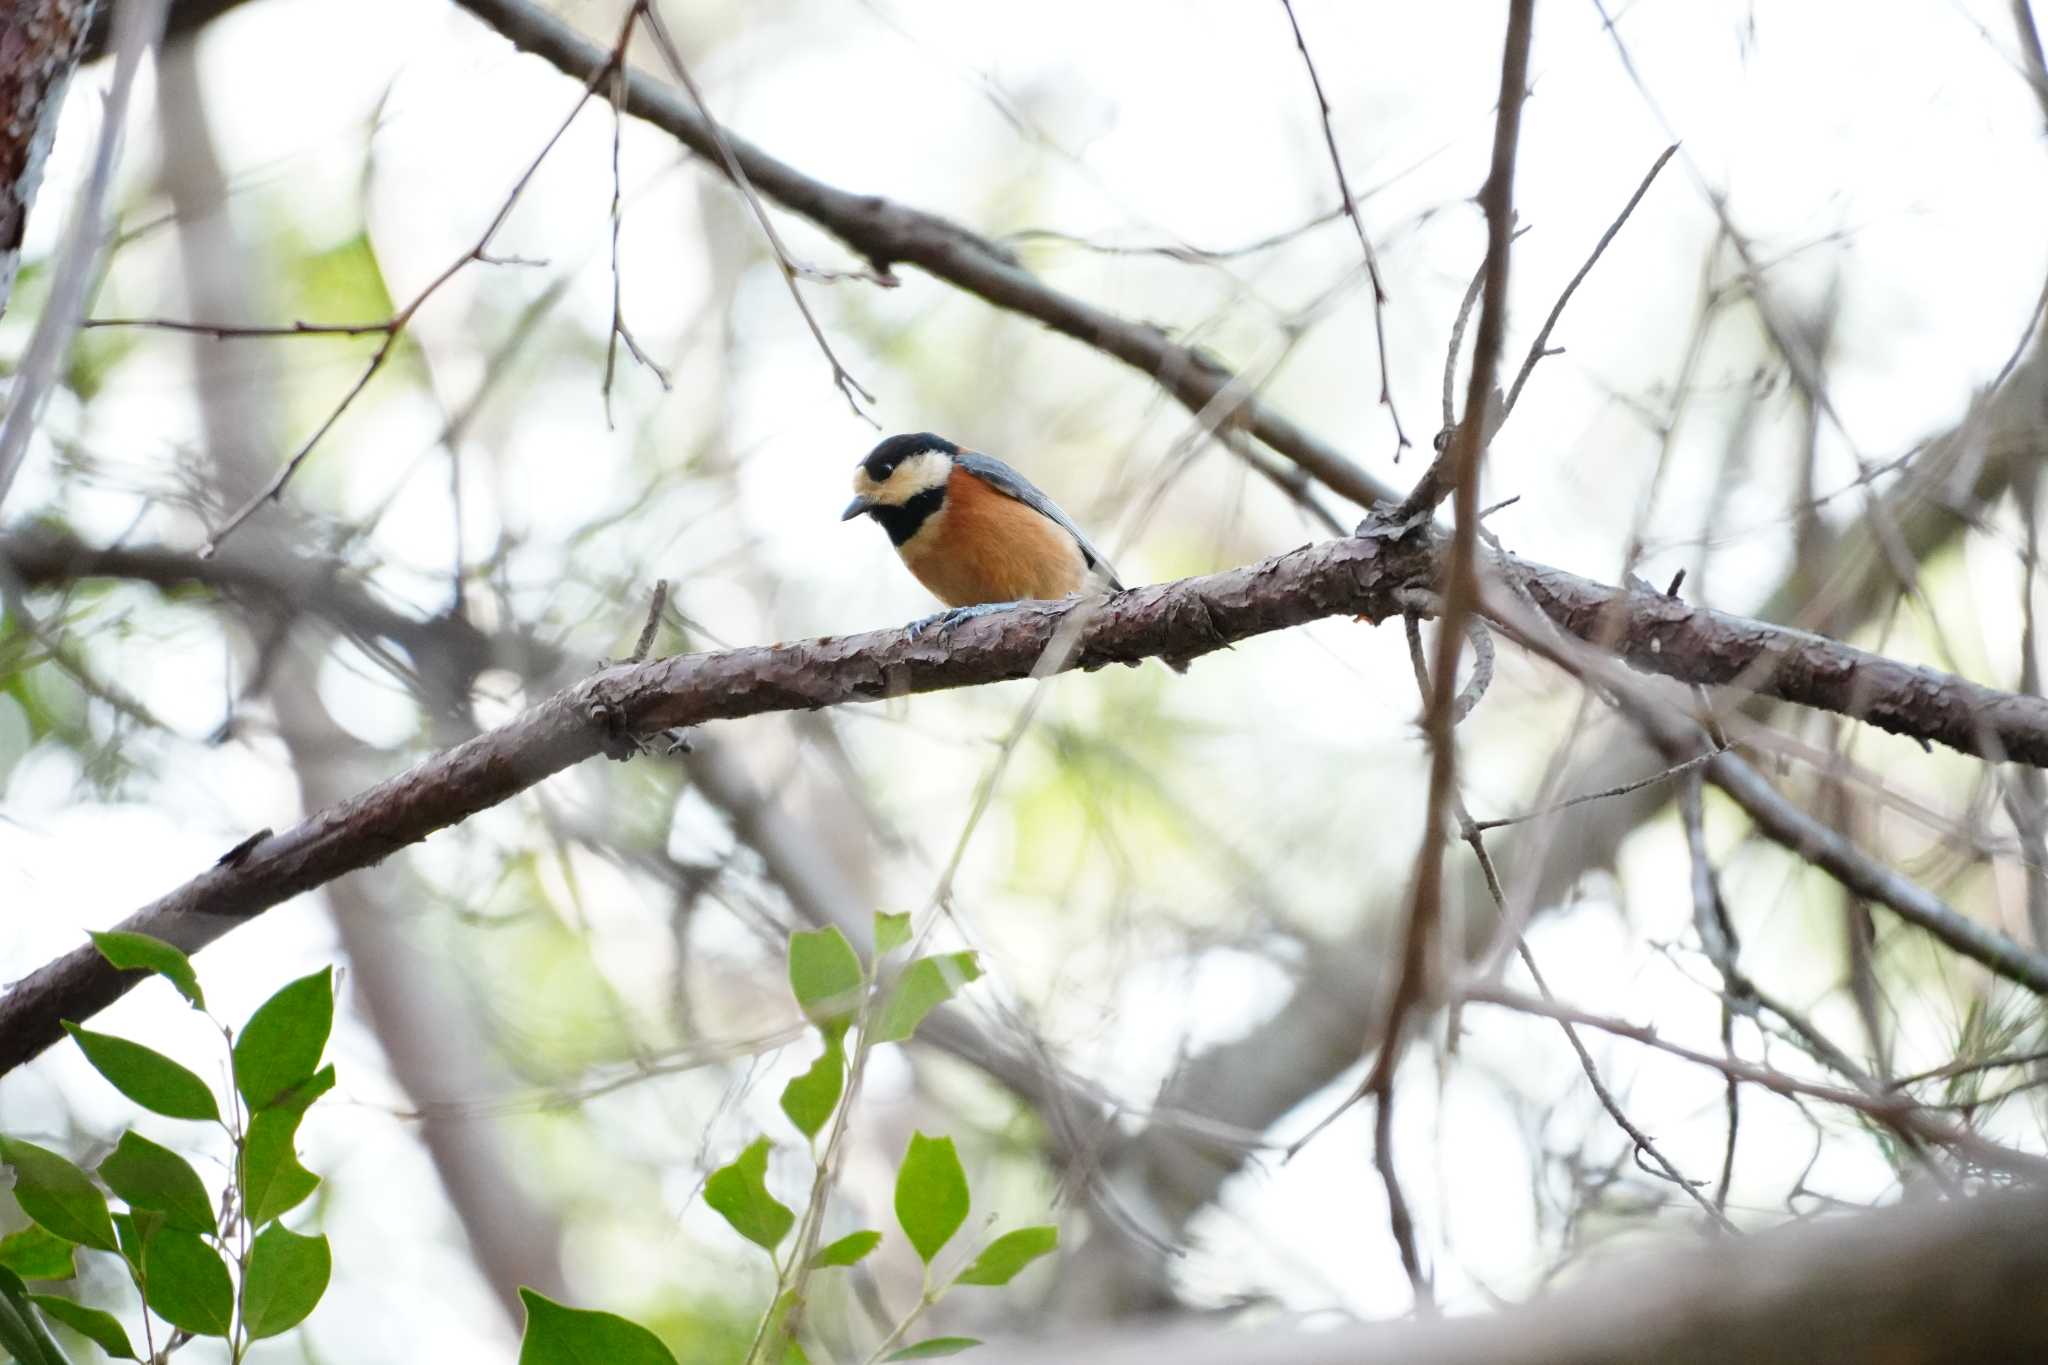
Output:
[{"xmin": 905, "ymin": 600, "xmax": 1022, "ymax": 642}]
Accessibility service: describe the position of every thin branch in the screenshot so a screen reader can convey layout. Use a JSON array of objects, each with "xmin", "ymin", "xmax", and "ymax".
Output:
[
  {"xmin": 1470, "ymin": 750, "xmax": 1712, "ymax": 831},
  {"xmin": 1464, "ymin": 986, "xmax": 2048, "ymax": 1177},
  {"xmin": 1442, "ymin": 251, "xmax": 1489, "ymax": 434},
  {"xmin": 1371, "ymin": 1073, "xmax": 1434, "ymax": 1310},
  {"xmin": 1891, "ymin": 1045, "xmax": 2048, "ymax": 1090},
  {"xmin": 1438, "ymin": 227, "xmax": 1531, "ymax": 436},
  {"xmin": 602, "ymin": 40, "xmax": 672, "ymax": 425},
  {"xmin": 199, "ymin": 22, "xmax": 626, "ymax": 556},
  {"xmin": 1277, "ymin": 0, "xmax": 1409, "ymax": 453},
  {"xmin": 1398, "ymin": 607, "xmax": 1736, "ymax": 1235},
  {"xmin": 1510, "ymin": 937, "xmax": 1738, "ymax": 1231},
  {"xmin": 81, "ymin": 315, "xmax": 400, "ymax": 337},
  {"xmin": 1385, "ymin": 0, "xmax": 1533, "ymax": 528},
  {"xmin": 1006, "ymin": 206, "xmax": 1351, "ymax": 265},
  {"xmin": 633, "ymin": 1, "xmax": 876, "ymax": 421},
  {"xmin": 2013, "ymin": 0, "xmax": 2048, "ymax": 132},
  {"xmin": 628, "ymin": 579, "xmax": 668, "ymax": 663},
  {"xmin": 1366, "ymin": 0, "xmax": 1535, "ymax": 1108},
  {"xmin": 1498, "ymin": 142, "xmax": 1678, "ymax": 427},
  {"xmin": 1679, "ymin": 774, "xmax": 1747, "ymax": 1211}
]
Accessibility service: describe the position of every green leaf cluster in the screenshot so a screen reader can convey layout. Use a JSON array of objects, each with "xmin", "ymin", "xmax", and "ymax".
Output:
[
  {"xmin": 0, "ymin": 939, "xmax": 338, "ymax": 1361},
  {"xmin": 516, "ymin": 914, "xmax": 1053, "ymax": 1364}
]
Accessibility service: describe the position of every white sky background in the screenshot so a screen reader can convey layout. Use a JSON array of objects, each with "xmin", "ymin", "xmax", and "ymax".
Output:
[{"xmin": 3, "ymin": 0, "xmax": 2047, "ymax": 1359}]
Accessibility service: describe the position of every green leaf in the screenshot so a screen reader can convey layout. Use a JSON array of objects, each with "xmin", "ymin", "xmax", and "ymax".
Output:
[
  {"xmin": 0, "ymin": 1225, "xmax": 76, "ymax": 1280},
  {"xmin": 99, "ymin": 1133, "xmax": 214, "ymax": 1234},
  {"xmin": 136, "ymin": 1228, "xmax": 232, "ymax": 1337},
  {"xmin": 241, "ymin": 1123, "xmax": 319, "ymax": 1226},
  {"xmin": 809, "ymin": 1229, "xmax": 882, "ymax": 1269},
  {"xmin": 779, "ymin": 1036, "xmax": 845, "ymax": 1140},
  {"xmin": 516, "ymin": 1288, "xmax": 680, "ymax": 1365},
  {"xmin": 893, "ymin": 1132, "xmax": 969, "ymax": 1265},
  {"xmin": 873, "ymin": 912, "xmax": 912, "ymax": 957},
  {"xmin": 88, "ymin": 931, "xmax": 204, "ymax": 1010},
  {"xmin": 703, "ymin": 1139, "xmax": 794, "ymax": 1253},
  {"xmin": 242, "ymin": 1224, "xmax": 330, "ymax": 1340},
  {"xmin": 62, "ymin": 1025, "xmax": 220, "ymax": 1122},
  {"xmin": 0, "ymin": 1139, "xmax": 116, "ymax": 1252},
  {"xmin": 112, "ymin": 1211, "xmax": 161, "ymax": 1270},
  {"xmin": 884, "ymin": 1338, "xmax": 982, "ymax": 1359},
  {"xmin": 872, "ymin": 953, "xmax": 982, "ymax": 1045},
  {"xmin": 0, "ymin": 1266, "xmax": 70, "ymax": 1365},
  {"xmin": 240, "ymin": 1065, "xmax": 333, "ymax": 1226},
  {"xmin": 787, "ymin": 927, "xmax": 863, "ymax": 1036},
  {"xmin": 234, "ymin": 968, "xmax": 333, "ymax": 1110},
  {"xmin": 954, "ymin": 1225, "xmax": 1058, "ymax": 1286},
  {"xmin": 29, "ymin": 1295, "xmax": 136, "ymax": 1359}
]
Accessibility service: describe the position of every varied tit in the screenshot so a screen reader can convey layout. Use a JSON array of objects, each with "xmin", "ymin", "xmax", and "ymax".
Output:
[{"xmin": 841, "ymin": 432, "xmax": 1126, "ymax": 636}]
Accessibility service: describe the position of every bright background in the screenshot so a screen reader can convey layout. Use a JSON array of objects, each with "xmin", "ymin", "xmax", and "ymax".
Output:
[{"xmin": 3, "ymin": 1, "xmax": 2046, "ymax": 1359}]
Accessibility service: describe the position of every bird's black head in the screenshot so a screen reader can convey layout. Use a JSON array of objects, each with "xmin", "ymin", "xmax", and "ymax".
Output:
[
  {"xmin": 858, "ymin": 432, "xmax": 958, "ymax": 483},
  {"xmin": 842, "ymin": 433, "xmax": 961, "ymax": 539}
]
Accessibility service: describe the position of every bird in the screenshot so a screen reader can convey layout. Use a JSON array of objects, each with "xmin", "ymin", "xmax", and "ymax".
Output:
[{"xmin": 841, "ymin": 432, "xmax": 1182, "ymax": 667}]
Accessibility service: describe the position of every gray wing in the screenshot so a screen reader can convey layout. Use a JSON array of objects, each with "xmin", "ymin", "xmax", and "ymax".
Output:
[{"xmin": 955, "ymin": 450, "xmax": 1125, "ymax": 592}]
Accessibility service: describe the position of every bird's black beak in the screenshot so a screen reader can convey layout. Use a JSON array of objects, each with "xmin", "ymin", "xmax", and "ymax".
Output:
[{"xmin": 840, "ymin": 496, "xmax": 874, "ymax": 521}]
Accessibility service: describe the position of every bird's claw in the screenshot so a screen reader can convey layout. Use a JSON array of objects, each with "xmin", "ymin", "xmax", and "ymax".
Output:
[{"xmin": 905, "ymin": 601, "xmax": 1016, "ymax": 643}]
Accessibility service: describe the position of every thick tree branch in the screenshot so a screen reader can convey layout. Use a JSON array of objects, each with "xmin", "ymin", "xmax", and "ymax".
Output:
[
  {"xmin": 1512, "ymin": 562, "xmax": 2048, "ymax": 766},
  {"xmin": 987, "ymin": 1186, "xmax": 2048, "ymax": 1365},
  {"xmin": 0, "ymin": 527, "xmax": 547, "ymax": 699},
  {"xmin": 0, "ymin": 0, "xmax": 163, "ymax": 511},
  {"xmin": 1477, "ymin": 570, "xmax": 2048, "ymax": 994},
  {"xmin": 12, "ymin": 524, "xmax": 2048, "ymax": 1077},
  {"xmin": 446, "ymin": 0, "xmax": 1398, "ymax": 512},
  {"xmin": 0, "ymin": 0, "xmax": 98, "ymax": 321}
]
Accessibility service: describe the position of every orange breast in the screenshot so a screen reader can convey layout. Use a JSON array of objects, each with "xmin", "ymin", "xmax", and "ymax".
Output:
[{"xmin": 899, "ymin": 467, "xmax": 1090, "ymax": 606}]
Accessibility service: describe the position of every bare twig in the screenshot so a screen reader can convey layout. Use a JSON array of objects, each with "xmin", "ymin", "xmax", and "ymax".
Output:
[
  {"xmin": 1465, "ymin": 986, "xmax": 2048, "ymax": 1176},
  {"xmin": 1008, "ymin": 206, "xmax": 1351, "ymax": 265},
  {"xmin": 201, "ymin": 26, "xmax": 625, "ymax": 555},
  {"xmin": 2013, "ymin": 0, "xmax": 2048, "ymax": 131},
  {"xmin": 1498, "ymin": 142, "xmax": 1678, "ymax": 427},
  {"xmin": 634, "ymin": 2, "xmax": 876, "ymax": 421},
  {"xmin": 1511, "ymin": 936, "xmax": 1738, "ymax": 1231},
  {"xmin": 1470, "ymin": 751, "xmax": 1713, "ymax": 831},
  {"xmin": 629, "ymin": 579, "xmax": 669, "ymax": 663},
  {"xmin": 1438, "ymin": 227, "xmax": 1530, "ymax": 436},
  {"xmin": 1367, "ymin": 0, "xmax": 1536, "ymax": 1110},
  {"xmin": 1371, "ymin": 1072, "xmax": 1434, "ymax": 1311},
  {"xmin": 602, "ymin": 32, "xmax": 673, "ymax": 425},
  {"xmin": 1278, "ymin": 0, "xmax": 1409, "ymax": 454},
  {"xmin": 1401, "ymin": 602, "xmax": 1737, "ymax": 1234},
  {"xmin": 82, "ymin": 315, "xmax": 404, "ymax": 337}
]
